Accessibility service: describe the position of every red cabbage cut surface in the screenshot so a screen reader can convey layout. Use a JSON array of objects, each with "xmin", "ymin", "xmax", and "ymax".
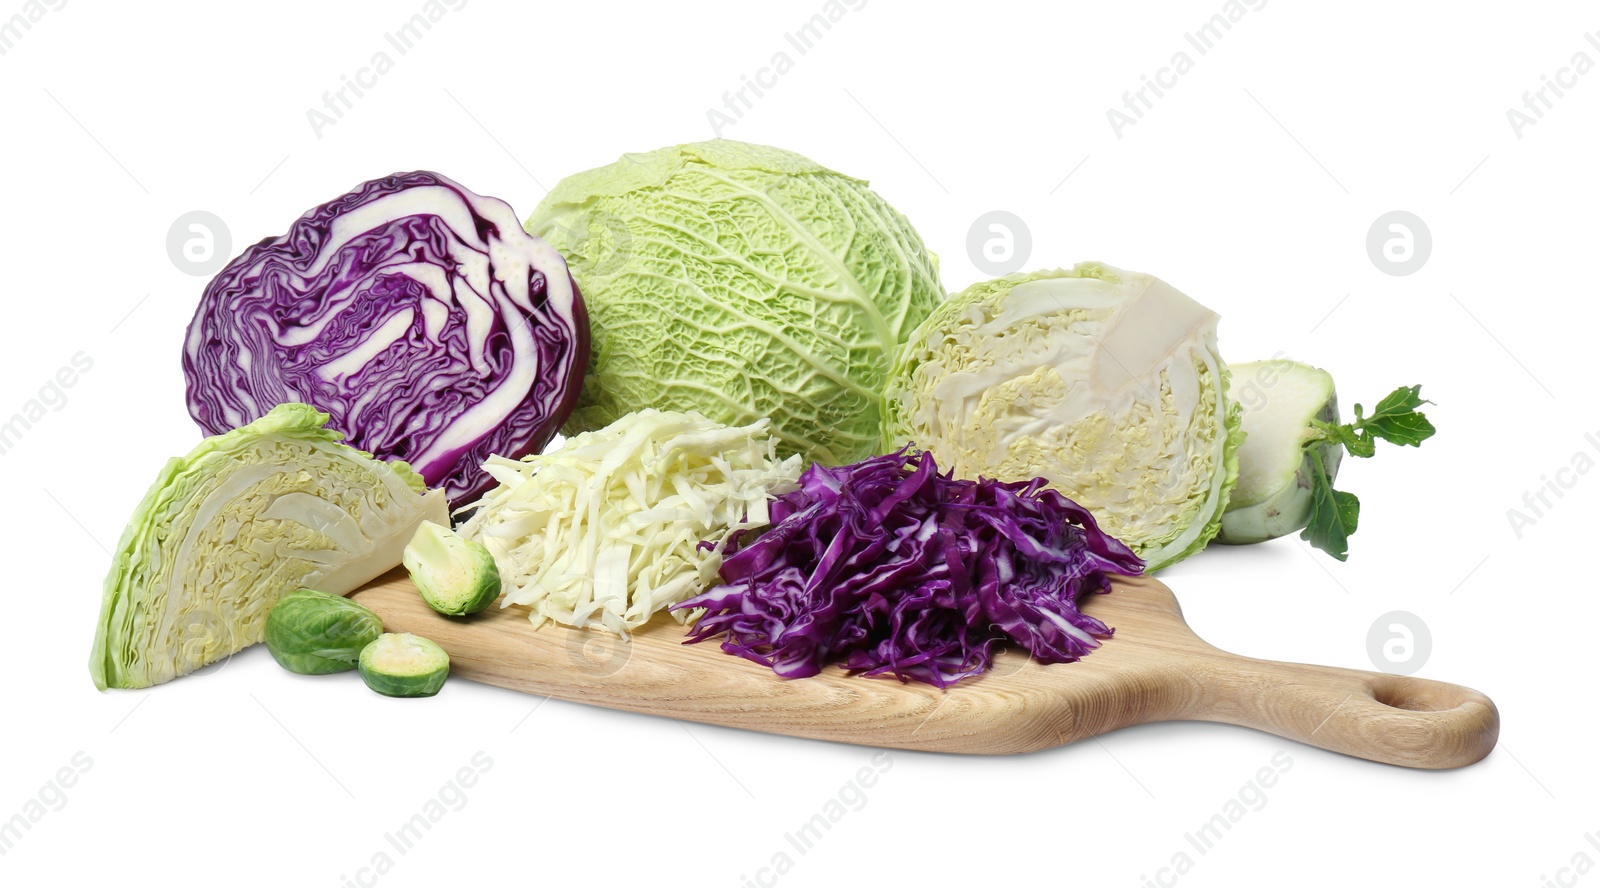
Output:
[
  {"xmin": 183, "ymin": 171, "xmax": 588, "ymax": 506},
  {"xmin": 674, "ymin": 448, "xmax": 1145, "ymax": 687}
]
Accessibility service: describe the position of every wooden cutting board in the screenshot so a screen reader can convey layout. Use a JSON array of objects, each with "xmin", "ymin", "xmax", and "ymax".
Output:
[{"xmin": 350, "ymin": 568, "xmax": 1498, "ymax": 769}]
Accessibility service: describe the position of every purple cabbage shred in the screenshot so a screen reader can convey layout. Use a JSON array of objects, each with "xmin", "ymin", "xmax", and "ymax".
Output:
[{"xmin": 673, "ymin": 448, "xmax": 1144, "ymax": 688}]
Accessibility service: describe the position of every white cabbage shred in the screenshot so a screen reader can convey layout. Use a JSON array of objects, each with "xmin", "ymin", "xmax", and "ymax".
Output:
[{"xmin": 458, "ymin": 410, "xmax": 802, "ymax": 635}]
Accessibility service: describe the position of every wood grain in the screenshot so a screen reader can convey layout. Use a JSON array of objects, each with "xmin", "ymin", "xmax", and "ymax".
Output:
[{"xmin": 350, "ymin": 568, "xmax": 1498, "ymax": 769}]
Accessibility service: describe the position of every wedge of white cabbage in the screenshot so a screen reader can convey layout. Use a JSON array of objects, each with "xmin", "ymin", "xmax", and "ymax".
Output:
[{"xmin": 89, "ymin": 403, "xmax": 447, "ymax": 690}]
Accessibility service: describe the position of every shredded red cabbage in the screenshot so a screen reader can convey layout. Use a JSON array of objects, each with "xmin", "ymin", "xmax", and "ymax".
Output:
[{"xmin": 673, "ymin": 448, "xmax": 1144, "ymax": 687}]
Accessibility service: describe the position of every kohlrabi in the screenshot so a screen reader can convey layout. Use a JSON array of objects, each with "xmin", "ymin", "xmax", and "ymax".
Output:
[{"xmin": 1218, "ymin": 359, "xmax": 1435, "ymax": 560}]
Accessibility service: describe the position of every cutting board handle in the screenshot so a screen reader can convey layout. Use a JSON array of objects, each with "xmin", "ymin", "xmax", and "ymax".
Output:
[{"xmin": 1184, "ymin": 654, "xmax": 1499, "ymax": 769}]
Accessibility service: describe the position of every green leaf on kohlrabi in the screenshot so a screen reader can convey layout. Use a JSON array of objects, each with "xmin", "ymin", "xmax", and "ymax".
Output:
[
  {"xmin": 1333, "ymin": 489, "xmax": 1361, "ymax": 536},
  {"xmin": 1324, "ymin": 422, "xmax": 1376, "ymax": 458},
  {"xmin": 1349, "ymin": 385, "xmax": 1437, "ymax": 448},
  {"xmin": 1302, "ymin": 448, "xmax": 1360, "ymax": 561}
]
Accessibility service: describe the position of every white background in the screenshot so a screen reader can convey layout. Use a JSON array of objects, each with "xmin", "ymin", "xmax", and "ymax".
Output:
[{"xmin": 3, "ymin": 0, "xmax": 1593, "ymax": 885}]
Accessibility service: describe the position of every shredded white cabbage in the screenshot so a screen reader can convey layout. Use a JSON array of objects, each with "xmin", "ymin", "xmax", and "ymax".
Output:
[{"xmin": 457, "ymin": 410, "xmax": 802, "ymax": 636}]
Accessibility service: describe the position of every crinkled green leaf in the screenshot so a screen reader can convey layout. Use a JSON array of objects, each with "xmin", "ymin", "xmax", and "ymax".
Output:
[{"xmin": 527, "ymin": 140, "xmax": 943, "ymax": 466}]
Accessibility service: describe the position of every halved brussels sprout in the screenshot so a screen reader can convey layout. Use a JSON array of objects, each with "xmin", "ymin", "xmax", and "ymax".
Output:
[
  {"xmin": 263, "ymin": 588, "xmax": 383, "ymax": 675},
  {"xmin": 359, "ymin": 633, "xmax": 449, "ymax": 697},
  {"xmin": 402, "ymin": 521, "xmax": 502, "ymax": 616}
]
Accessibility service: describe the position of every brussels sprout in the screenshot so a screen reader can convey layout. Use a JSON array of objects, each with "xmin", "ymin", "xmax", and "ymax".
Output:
[
  {"xmin": 403, "ymin": 520, "xmax": 502, "ymax": 616},
  {"xmin": 263, "ymin": 588, "xmax": 384, "ymax": 675},
  {"xmin": 358, "ymin": 633, "xmax": 450, "ymax": 697}
]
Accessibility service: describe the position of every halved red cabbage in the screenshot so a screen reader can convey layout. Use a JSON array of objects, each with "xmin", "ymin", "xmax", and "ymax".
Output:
[
  {"xmin": 674, "ymin": 448, "xmax": 1144, "ymax": 687},
  {"xmin": 183, "ymin": 172, "xmax": 588, "ymax": 506}
]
